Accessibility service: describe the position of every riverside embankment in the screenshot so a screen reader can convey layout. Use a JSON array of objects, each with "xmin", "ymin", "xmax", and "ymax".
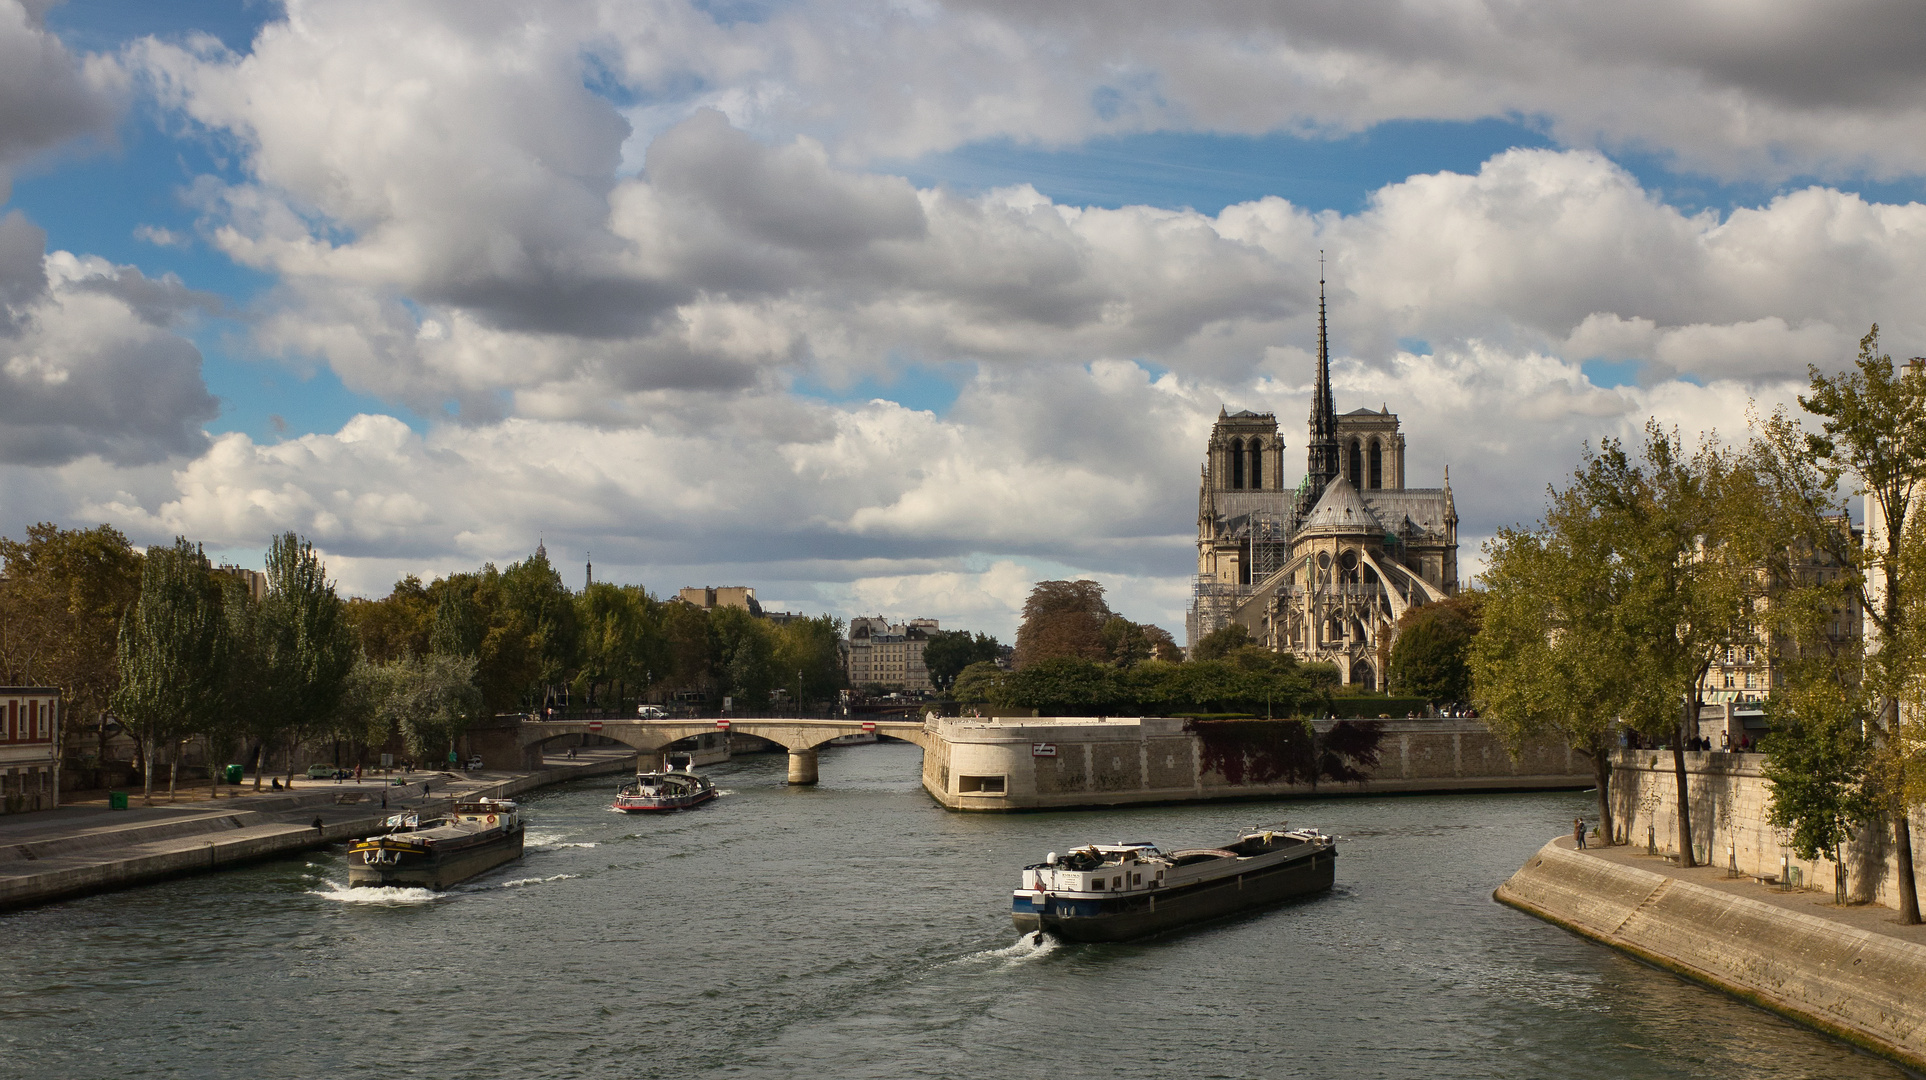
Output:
[
  {"xmin": 921, "ymin": 715, "xmax": 1589, "ymax": 809},
  {"xmin": 0, "ymin": 750, "xmax": 637, "ymax": 911},
  {"xmin": 1497, "ymin": 836, "xmax": 1926, "ymax": 1070}
]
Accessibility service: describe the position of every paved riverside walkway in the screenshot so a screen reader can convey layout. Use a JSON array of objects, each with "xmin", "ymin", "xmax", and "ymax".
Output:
[
  {"xmin": 1560, "ymin": 835, "xmax": 1926, "ymax": 946},
  {"xmin": 0, "ymin": 748, "xmax": 637, "ymax": 911}
]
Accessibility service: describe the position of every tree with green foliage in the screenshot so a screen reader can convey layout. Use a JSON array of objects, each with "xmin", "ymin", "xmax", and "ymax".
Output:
[
  {"xmin": 1473, "ymin": 523, "xmax": 1633, "ymax": 844},
  {"xmin": 1752, "ymin": 325, "xmax": 1926, "ymax": 923},
  {"xmin": 772, "ymin": 615, "xmax": 846, "ymax": 712},
  {"xmin": 114, "ymin": 539, "xmax": 228, "ymax": 805},
  {"xmin": 357, "ymin": 652, "xmax": 486, "ymax": 762},
  {"xmin": 0, "ymin": 522, "xmax": 142, "ymax": 794},
  {"xmin": 573, "ymin": 582, "xmax": 666, "ymax": 712},
  {"xmin": 257, "ymin": 534, "xmax": 358, "ymax": 780},
  {"xmin": 1189, "ymin": 622, "xmax": 1252, "ymax": 661},
  {"xmin": 498, "ymin": 549, "xmax": 578, "ymax": 708},
  {"xmin": 951, "ymin": 660, "xmax": 1006, "ymax": 707},
  {"xmin": 922, "ymin": 630, "xmax": 1002, "ymax": 691},
  {"xmin": 711, "ymin": 606, "xmax": 775, "ymax": 709},
  {"xmin": 1388, "ymin": 593, "xmax": 1482, "ymax": 705},
  {"xmin": 344, "ymin": 575, "xmax": 433, "ymax": 663},
  {"xmin": 1564, "ymin": 422, "xmax": 1759, "ymax": 867},
  {"xmin": 1762, "ymin": 678, "xmax": 1876, "ymax": 905}
]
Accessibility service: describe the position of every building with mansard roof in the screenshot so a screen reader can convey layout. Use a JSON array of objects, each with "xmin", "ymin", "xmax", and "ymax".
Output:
[{"xmin": 1187, "ymin": 273, "xmax": 1458, "ymax": 688}]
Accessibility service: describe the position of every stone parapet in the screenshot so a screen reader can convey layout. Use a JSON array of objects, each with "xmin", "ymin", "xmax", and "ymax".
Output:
[
  {"xmin": 921, "ymin": 716, "xmax": 1588, "ymax": 810},
  {"xmin": 1610, "ymin": 749, "xmax": 1926, "ymax": 911},
  {"xmin": 1498, "ymin": 839, "xmax": 1926, "ymax": 1070}
]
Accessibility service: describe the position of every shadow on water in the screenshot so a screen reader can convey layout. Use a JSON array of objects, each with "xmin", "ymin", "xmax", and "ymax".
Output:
[{"xmin": 0, "ymin": 743, "xmax": 1915, "ymax": 1080}]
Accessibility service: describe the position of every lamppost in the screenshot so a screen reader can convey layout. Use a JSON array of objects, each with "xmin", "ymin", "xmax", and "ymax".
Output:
[{"xmin": 797, "ymin": 670, "xmax": 804, "ymax": 718}]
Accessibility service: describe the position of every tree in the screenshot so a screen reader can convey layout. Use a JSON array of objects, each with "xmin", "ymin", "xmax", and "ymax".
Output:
[
  {"xmin": 499, "ymin": 548, "xmax": 578, "ymax": 707},
  {"xmin": 711, "ymin": 606, "xmax": 774, "ymax": 708},
  {"xmin": 1100, "ymin": 617, "xmax": 1179, "ymax": 667},
  {"xmin": 772, "ymin": 615, "xmax": 846, "ymax": 712},
  {"xmin": 1565, "ymin": 422, "xmax": 1757, "ymax": 867},
  {"xmin": 1012, "ymin": 580, "xmax": 1112, "ymax": 668},
  {"xmin": 257, "ymin": 534, "xmax": 357, "ymax": 779},
  {"xmin": 1762, "ymin": 674, "xmax": 1876, "ymax": 905},
  {"xmin": 922, "ymin": 630, "xmax": 1002, "ymax": 691},
  {"xmin": 0, "ymin": 523, "xmax": 142, "ymax": 793},
  {"xmin": 1751, "ymin": 327, "xmax": 1926, "ymax": 921},
  {"xmin": 114, "ymin": 539, "xmax": 227, "ymax": 805},
  {"xmin": 952, "ymin": 660, "xmax": 1007, "ymax": 706},
  {"xmin": 359, "ymin": 653, "xmax": 486, "ymax": 762},
  {"xmin": 344, "ymin": 575, "xmax": 433, "ymax": 663},
  {"xmin": 1472, "ymin": 524, "xmax": 1632, "ymax": 844},
  {"xmin": 1388, "ymin": 593, "xmax": 1482, "ymax": 705},
  {"xmin": 573, "ymin": 583, "xmax": 664, "ymax": 711},
  {"xmin": 1189, "ymin": 623, "xmax": 1252, "ymax": 661}
]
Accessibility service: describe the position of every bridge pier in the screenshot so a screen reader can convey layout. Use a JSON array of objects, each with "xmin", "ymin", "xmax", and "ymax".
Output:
[{"xmin": 787, "ymin": 748, "xmax": 819, "ymax": 785}]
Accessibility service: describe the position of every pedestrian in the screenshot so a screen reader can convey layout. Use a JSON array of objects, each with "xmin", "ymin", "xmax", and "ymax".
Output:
[
  {"xmin": 312, "ymin": 816, "xmax": 324, "ymax": 836},
  {"xmin": 1573, "ymin": 817, "xmax": 1587, "ymax": 850}
]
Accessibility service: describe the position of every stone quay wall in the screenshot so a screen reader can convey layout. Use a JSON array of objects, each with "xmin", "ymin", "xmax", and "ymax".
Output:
[
  {"xmin": 1497, "ymin": 840, "xmax": 1926, "ymax": 1070},
  {"xmin": 1610, "ymin": 750, "xmax": 1926, "ymax": 911},
  {"xmin": 921, "ymin": 716, "xmax": 1588, "ymax": 811}
]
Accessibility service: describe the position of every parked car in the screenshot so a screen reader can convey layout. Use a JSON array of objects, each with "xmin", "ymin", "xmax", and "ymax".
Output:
[
  {"xmin": 465, "ymin": 755, "xmax": 484, "ymax": 769},
  {"xmin": 306, "ymin": 764, "xmax": 349, "ymax": 780},
  {"xmin": 636, "ymin": 705, "xmax": 668, "ymax": 718}
]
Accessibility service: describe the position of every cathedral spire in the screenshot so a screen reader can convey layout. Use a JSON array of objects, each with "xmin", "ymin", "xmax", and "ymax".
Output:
[{"xmin": 1303, "ymin": 252, "xmax": 1340, "ymax": 513}]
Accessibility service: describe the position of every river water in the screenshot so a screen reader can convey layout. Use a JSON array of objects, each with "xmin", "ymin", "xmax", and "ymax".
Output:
[{"xmin": 2, "ymin": 743, "xmax": 1911, "ymax": 1080}]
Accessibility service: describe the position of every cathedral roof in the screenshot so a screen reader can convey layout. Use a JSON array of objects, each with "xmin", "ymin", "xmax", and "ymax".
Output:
[{"xmin": 1298, "ymin": 476, "xmax": 1381, "ymax": 535}]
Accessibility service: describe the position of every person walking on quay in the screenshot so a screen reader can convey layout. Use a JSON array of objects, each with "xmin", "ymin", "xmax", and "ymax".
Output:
[{"xmin": 1573, "ymin": 817, "xmax": 1588, "ymax": 850}]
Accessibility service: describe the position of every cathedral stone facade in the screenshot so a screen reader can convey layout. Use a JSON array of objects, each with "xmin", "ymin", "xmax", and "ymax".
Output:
[{"xmin": 1188, "ymin": 277, "xmax": 1458, "ymax": 688}]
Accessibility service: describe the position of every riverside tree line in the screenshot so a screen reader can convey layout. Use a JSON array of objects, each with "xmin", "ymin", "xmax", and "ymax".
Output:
[
  {"xmin": 0, "ymin": 536, "xmax": 849, "ymax": 804},
  {"xmin": 1474, "ymin": 327, "xmax": 1926, "ymax": 922}
]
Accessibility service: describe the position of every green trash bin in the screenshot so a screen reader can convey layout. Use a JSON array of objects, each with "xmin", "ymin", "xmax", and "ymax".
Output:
[
  {"xmin": 224, "ymin": 764, "xmax": 244, "ymax": 785},
  {"xmin": 108, "ymin": 791, "xmax": 129, "ymax": 811}
]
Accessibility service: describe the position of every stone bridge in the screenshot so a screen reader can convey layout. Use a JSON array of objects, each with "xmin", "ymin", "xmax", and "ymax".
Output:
[{"xmin": 519, "ymin": 717, "xmax": 930, "ymax": 784}]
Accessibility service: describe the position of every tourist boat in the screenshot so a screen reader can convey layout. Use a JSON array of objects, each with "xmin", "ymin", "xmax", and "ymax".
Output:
[
  {"xmin": 348, "ymin": 798, "xmax": 525, "ymax": 890},
  {"xmin": 612, "ymin": 767, "xmax": 717, "ymax": 812},
  {"xmin": 1010, "ymin": 827, "xmax": 1337, "ymax": 942}
]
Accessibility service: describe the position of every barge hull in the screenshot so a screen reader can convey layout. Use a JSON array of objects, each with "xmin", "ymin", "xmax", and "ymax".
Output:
[
  {"xmin": 348, "ymin": 831, "xmax": 525, "ymax": 890},
  {"xmin": 1013, "ymin": 848, "xmax": 1335, "ymax": 942}
]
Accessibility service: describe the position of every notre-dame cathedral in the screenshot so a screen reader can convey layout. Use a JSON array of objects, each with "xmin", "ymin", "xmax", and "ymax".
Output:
[{"xmin": 1187, "ymin": 275, "xmax": 1459, "ymax": 688}]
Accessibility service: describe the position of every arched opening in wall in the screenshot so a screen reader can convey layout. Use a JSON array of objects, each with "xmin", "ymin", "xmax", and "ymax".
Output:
[
  {"xmin": 1324, "ymin": 618, "xmax": 1342, "ymax": 644},
  {"xmin": 1351, "ymin": 660, "xmax": 1374, "ymax": 688},
  {"xmin": 1230, "ymin": 437, "xmax": 1245, "ymax": 489},
  {"xmin": 1240, "ymin": 539, "xmax": 1252, "ymax": 585},
  {"xmin": 1369, "ymin": 439, "xmax": 1382, "ymax": 489},
  {"xmin": 1347, "ymin": 439, "xmax": 1362, "ymax": 486},
  {"xmin": 1249, "ymin": 441, "xmax": 1263, "ymax": 489},
  {"xmin": 1349, "ymin": 617, "xmax": 1369, "ymax": 643},
  {"xmin": 1340, "ymin": 549, "xmax": 1359, "ymax": 584}
]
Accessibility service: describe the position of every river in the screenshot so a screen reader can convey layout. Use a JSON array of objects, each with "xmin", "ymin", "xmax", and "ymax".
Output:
[{"xmin": 2, "ymin": 743, "xmax": 1910, "ymax": 1079}]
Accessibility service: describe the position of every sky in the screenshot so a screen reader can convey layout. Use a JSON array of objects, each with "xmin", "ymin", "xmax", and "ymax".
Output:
[{"xmin": 3, "ymin": 1, "xmax": 1926, "ymax": 642}]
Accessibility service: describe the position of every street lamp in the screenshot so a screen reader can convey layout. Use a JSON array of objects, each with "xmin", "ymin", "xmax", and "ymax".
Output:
[{"xmin": 797, "ymin": 670, "xmax": 804, "ymax": 718}]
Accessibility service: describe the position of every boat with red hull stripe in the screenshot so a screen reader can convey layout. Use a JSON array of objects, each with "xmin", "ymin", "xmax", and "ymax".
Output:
[{"xmin": 613, "ymin": 768, "xmax": 716, "ymax": 812}]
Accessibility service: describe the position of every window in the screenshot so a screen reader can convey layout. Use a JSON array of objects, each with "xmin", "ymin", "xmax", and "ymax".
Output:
[
  {"xmin": 1724, "ymin": 674, "xmax": 1734, "ymax": 689},
  {"xmin": 1113, "ymin": 876, "xmax": 1122, "ymax": 889},
  {"xmin": 1249, "ymin": 441, "xmax": 1263, "ymax": 489},
  {"xmin": 1229, "ymin": 437, "xmax": 1245, "ymax": 489},
  {"xmin": 957, "ymin": 775, "xmax": 1006, "ymax": 794},
  {"xmin": 1347, "ymin": 439, "xmax": 1362, "ymax": 485},
  {"xmin": 1369, "ymin": 439, "xmax": 1383, "ymax": 489}
]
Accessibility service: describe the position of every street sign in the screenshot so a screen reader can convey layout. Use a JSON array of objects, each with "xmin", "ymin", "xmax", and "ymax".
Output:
[
  {"xmin": 1032, "ymin": 743, "xmax": 1057, "ymax": 757},
  {"xmin": 717, "ymin": 719, "xmax": 731, "ymax": 730},
  {"xmin": 862, "ymin": 721, "xmax": 877, "ymax": 733},
  {"xmin": 589, "ymin": 721, "xmax": 603, "ymax": 732}
]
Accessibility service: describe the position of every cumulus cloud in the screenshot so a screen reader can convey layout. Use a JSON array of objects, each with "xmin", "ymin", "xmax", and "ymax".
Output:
[
  {"xmin": 0, "ymin": 216, "xmax": 219, "ymax": 465},
  {"xmin": 0, "ymin": 0, "xmax": 121, "ymax": 196},
  {"xmin": 12, "ymin": 0, "xmax": 1926, "ymax": 636}
]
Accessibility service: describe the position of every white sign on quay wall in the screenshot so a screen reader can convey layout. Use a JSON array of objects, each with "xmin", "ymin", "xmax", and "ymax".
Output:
[{"xmin": 1032, "ymin": 743, "xmax": 1057, "ymax": 757}]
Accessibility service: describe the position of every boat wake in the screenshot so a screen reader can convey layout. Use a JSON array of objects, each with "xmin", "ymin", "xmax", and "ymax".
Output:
[
  {"xmin": 308, "ymin": 881, "xmax": 441, "ymax": 905},
  {"xmin": 524, "ymin": 830, "xmax": 598, "ymax": 849},
  {"xmin": 487, "ymin": 873, "xmax": 579, "ymax": 889},
  {"xmin": 955, "ymin": 933, "xmax": 1060, "ymax": 968}
]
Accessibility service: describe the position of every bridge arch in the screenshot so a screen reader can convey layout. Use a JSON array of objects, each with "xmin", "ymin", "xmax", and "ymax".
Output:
[{"xmin": 517, "ymin": 717, "xmax": 930, "ymax": 786}]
